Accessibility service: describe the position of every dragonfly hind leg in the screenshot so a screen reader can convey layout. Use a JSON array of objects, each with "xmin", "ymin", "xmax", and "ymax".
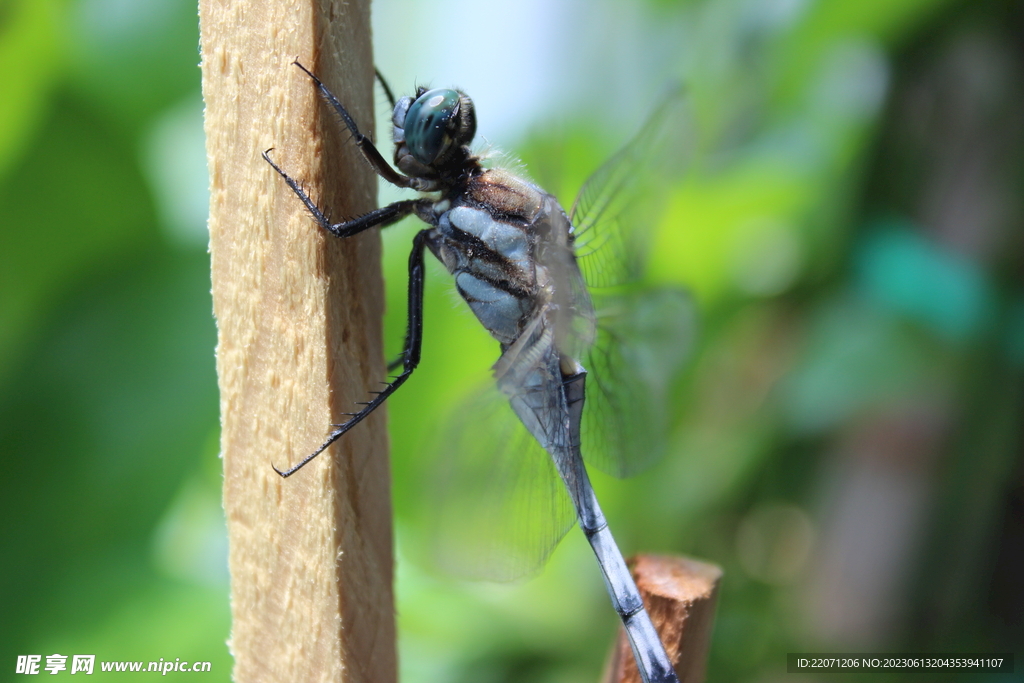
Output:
[{"xmin": 274, "ymin": 229, "xmax": 430, "ymax": 477}]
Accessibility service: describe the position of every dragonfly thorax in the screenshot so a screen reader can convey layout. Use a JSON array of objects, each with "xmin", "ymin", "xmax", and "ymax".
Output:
[{"xmin": 426, "ymin": 168, "xmax": 574, "ymax": 347}]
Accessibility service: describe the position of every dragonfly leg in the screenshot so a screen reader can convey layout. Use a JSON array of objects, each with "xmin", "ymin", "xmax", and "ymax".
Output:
[
  {"xmin": 291, "ymin": 61, "xmax": 432, "ymax": 191},
  {"xmin": 262, "ymin": 149, "xmax": 430, "ymax": 239},
  {"xmin": 274, "ymin": 229, "xmax": 430, "ymax": 477},
  {"xmin": 374, "ymin": 67, "xmax": 397, "ymax": 110}
]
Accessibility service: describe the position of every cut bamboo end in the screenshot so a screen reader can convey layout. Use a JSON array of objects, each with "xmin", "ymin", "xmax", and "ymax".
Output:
[{"xmin": 602, "ymin": 555, "xmax": 722, "ymax": 683}]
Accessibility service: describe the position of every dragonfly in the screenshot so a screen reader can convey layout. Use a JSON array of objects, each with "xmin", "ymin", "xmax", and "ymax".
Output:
[{"xmin": 263, "ymin": 61, "xmax": 691, "ymax": 683}]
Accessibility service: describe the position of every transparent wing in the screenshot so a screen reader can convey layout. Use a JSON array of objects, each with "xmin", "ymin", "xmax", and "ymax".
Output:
[
  {"xmin": 581, "ymin": 286, "xmax": 696, "ymax": 477},
  {"xmin": 423, "ymin": 379, "xmax": 576, "ymax": 582},
  {"xmin": 571, "ymin": 85, "xmax": 691, "ymax": 288},
  {"xmin": 569, "ymin": 87, "xmax": 697, "ymax": 477},
  {"xmin": 530, "ymin": 194, "xmax": 596, "ymax": 364}
]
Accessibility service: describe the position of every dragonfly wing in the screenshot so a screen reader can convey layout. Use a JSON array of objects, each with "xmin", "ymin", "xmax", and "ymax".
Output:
[
  {"xmin": 494, "ymin": 307, "xmax": 594, "ymax": 521},
  {"xmin": 530, "ymin": 194, "xmax": 596, "ymax": 364},
  {"xmin": 581, "ymin": 286, "xmax": 696, "ymax": 477},
  {"xmin": 571, "ymin": 85, "xmax": 691, "ymax": 289},
  {"xmin": 566, "ymin": 87, "xmax": 697, "ymax": 478},
  {"xmin": 425, "ymin": 375, "xmax": 576, "ymax": 582}
]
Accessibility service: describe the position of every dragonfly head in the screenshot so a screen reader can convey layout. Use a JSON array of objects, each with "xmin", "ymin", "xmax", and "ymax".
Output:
[{"xmin": 393, "ymin": 87, "xmax": 477, "ymax": 177}]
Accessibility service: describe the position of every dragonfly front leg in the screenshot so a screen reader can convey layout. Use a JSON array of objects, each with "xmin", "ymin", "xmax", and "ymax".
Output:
[
  {"xmin": 291, "ymin": 61, "xmax": 436, "ymax": 192},
  {"xmin": 274, "ymin": 229, "xmax": 430, "ymax": 477}
]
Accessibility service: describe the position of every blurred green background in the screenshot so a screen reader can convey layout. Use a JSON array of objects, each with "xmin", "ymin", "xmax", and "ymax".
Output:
[{"xmin": 1, "ymin": 0, "xmax": 1021, "ymax": 681}]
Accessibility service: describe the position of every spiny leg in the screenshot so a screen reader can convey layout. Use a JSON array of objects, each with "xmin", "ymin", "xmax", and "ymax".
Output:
[
  {"xmin": 291, "ymin": 60, "xmax": 423, "ymax": 190},
  {"xmin": 274, "ymin": 229, "xmax": 430, "ymax": 477},
  {"xmin": 263, "ymin": 149, "xmax": 428, "ymax": 238}
]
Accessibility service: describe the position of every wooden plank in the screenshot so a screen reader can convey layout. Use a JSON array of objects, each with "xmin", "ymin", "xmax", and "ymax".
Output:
[
  {"xmin": 602, "ymin": 555, "xmax": 722, "ymax": 683},
  {"xmin": 199, "ymin": 0, "xmax": 395, "ymax": 680}
]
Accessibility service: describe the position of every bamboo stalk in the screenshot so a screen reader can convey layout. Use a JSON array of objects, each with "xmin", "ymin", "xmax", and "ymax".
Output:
[{"xmin": 200, "ymin": 0, "xmax": 395, "ymax": 680}]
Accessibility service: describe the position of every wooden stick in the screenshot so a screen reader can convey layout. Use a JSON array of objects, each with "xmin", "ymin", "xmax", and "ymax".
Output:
[
  {"xmin": 200, "ymin": 1, "xmax": 396, "ymax": 681},
  {"xmin": 602, "ymin": 555, "xmax": 722, "ymax": 683}
]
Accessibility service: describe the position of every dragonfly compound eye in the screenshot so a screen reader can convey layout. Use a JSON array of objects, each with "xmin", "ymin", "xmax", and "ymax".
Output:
[{"xmin": 404, "ymin": 88, "xmax": 475, "ymax": 165}]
